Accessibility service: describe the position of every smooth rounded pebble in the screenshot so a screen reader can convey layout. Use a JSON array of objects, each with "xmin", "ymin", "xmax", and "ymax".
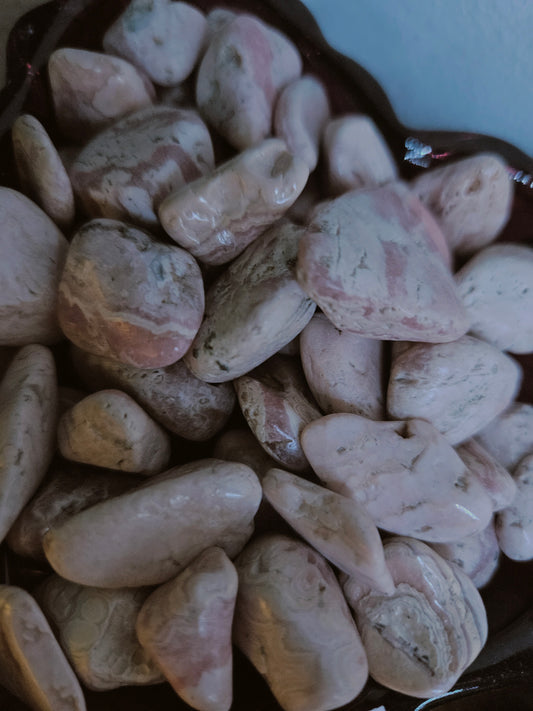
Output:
[
  {"xmin": 411, "ymin": 153, "xmax": 513, "ymax": 254},
  {"xmin": 43, "ymin": 459, "xmax": 261, "ymax": 588},
  {"xmin": 496, "ymin": 454, "xmax": 533, "ymax": 561},
  {"xmin": 103, "ymin": 0, "xmax": 207, "ymax": 86},
  {"xmin": 343, "ymin": 537, "xmax": 488, "ymax": 698},
  {"xmin": 36, "ymin": 576, "xmax": 162, "ymax": 691},
  {"xmin": 387, "ymin": 335, "xmax": 522, "ymax": 445},
  {"xmin": 57, "ymin": 389, "xmax": 171, "ymax": 476},
  {"xmin": 71, "ymin": 346, "xmax": 235, "ymax": 441},
  {"xmin": 475, "ymin": 402, "xmax": 533, "ymax": 472},
  {"xmin": 0, "ymin": 188, "xmax": 68, "ymax": 346},
  {"xmin": 11, "ymin": 114, "xmax": 75, "ymax": 228},
  {"xmin": 48, "ymin": 48, "xmax": 154, "ymax": 140},
  {"xmin": 296, "ymin": 182, "xmax": 469, "ymax": 341},
  {"xmin": 455, "ymin": 438, "xmax": 517, "ymax": 511},
  {"xmin": 57, "ymin": 219, "xmax": 204, "ymax": 369},
  {"xmin": 70, "ymin": 105, "xmax": 214, "ymax": 228},
  {"xmin": 455, "ymin": 243, "xmax": 533, "ymax": 354},
  {"xmin": 301, "ymin": 414, "xmax": 493, "ymax": 542},
  {"xmin": 184, "ymin": 221, "xmax": 316, "ymax": 382},
  {"xmin": 234, "ymin": 534, "xmax": 369, "ymax": 711},
  {"xmin": 159, "ymin": 139, "xmax": 309, "ymax": 265},
  {"xmin": 0, "ymin": 585, "xmax": 86, "ymax": 711},
  {"xmin": 0, "ymin": 345, "xmax": 57, "ymax": 543},
  {"xmin": 137, "ymin": 547, "xmax": 238, "ymax": 711}
]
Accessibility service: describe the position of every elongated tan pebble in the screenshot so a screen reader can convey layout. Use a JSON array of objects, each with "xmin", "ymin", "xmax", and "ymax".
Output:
[
  {"xmin": 159, "ymin": 139, "xmax": 309, "ymax": 265},
  {"xmin": 184, "ymin": 221, "xmax": 316, "ymax": 382},
  {"xmin": 36, "ymin": 576, "xmax": 162, "ymax": 691},
  {"xmin": 137, "ymin": 547, "xmax": 237, "ymax": 711},
  {"xmin": 234, "ymin": 535, "xmax": 369, "ymax": 711},
  {"xmin": 496, "ymin": 454, "xmax": 533, "ymax": 561},
  {"xmin": 48, "ymin": 48, "xmax": 154, "ymax": 141},
  {"xmin": 0, "ymin": 188, "xmax": 68, "ymax": 346},
  {"xmin": 11, "ymin": 114, "xmax": 75, "ymax": 228},
  {"xmin": 262, "ymin": 468, "xmax": 394, "ymax": 592},
  {"xmin": 0, "ymin": 345, "xmax": 57, "ymax": 543},
  {"xmin": 57, "ymin": 389, "xmax": 171, "ymax": 476},
  {"xmin": 343, "ymin": 537, "xmax": 488, "ymax": 698},
  {"xmin": 476, "ymin": 402, "xmax": 533, "ymax": 471},
  {"xmin": 0, "ymin": 585, "xmax": 86, "ymax": 711},
  {"xmin": 301, "ymin": 414, "xmax": 492, "ymax": 542},
  {"xmin": 455, "ymin": 438, "xmax": 517, "ymax": 511},
  {"xmin": 43, "ymin": 459, "xmax": 261, "ymax": 588},
  {"xmin": 387, "ymin": 335, "xmax": 522, "ymax": 444}
]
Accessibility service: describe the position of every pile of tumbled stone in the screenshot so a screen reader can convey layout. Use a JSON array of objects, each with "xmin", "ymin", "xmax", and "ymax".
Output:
[{"xmin": 0, "ymin": 2, "xmax": 532, "ymax": 711}]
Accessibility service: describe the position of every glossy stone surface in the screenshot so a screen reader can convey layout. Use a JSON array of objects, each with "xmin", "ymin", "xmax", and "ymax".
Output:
[
  {"xmin": 296, "ymin": 182, "xmax": 469, "ymax": 341},
  {"xmin": 71, "ymin": 346, "xmax": 235, "ymax": 441},
  {"xmin": 301, "ymin": 414, "xmax": 493, "ymax": 542},
  {"xmin": 43, "ymin": 459, "xmax": 261, "ymax": 588},
  {"xmin": 234, "ymin": 534, "xmax": 368, "ymax": 711},
  {"xmin": 57, "ymin": 219, "xmax": 204, "ymax": 369},
  {"xmin": 103, "ymin": 0, "xmax": 207, "ymax": 86},
  {"xmin": 387, "ymin": 335, "xmax": 522, "ymax": 444},
  {"xmin": 0, "ymin": 187, "xmax": 68, "ymax": 346},
  {"xmin": 323, "ymin": 114, "xmax": 398, "ymax": 195},
  {"xmin": 184, "ymin": 221, "xmax": 316, "ymax": 382},
  {"xmin": 0, "ymin": 345, "xmax": 57, "ymax": 543},
  {"xmin": 455, "ymin": 438, "xmax": 517, "ymax": 511},
  {"xmin": 234, "ymin": 355, "xmax": 321, "ymax": 473},
  {"xmin": 11, "ymin": 114, "xmax": 75, "ymax": 228},
  {"xmin": 411, "ymin": 153, "xmax": 513, "ymax": 255},
  {"xmin": 343, "ymin": 537, "xmax": 488, "ymax": 698},
  {"xmin": 496, "ymin": 454, "xmax": 533, "ymax": 561},
  {"xmin": 70, "ymin": 106, "xmax": 213, "ymax": 228},
  {"xmin": 299, "ymin": 312, "xmax": 384, "ymax": 419},
  {"xmin": 274, "ymin": 75, "xmax": 330, "ymax": 171},
  {"xmin": 137, "ymin": 547, "xmax": 237, "ymax": 711},
  {"xmin": 0, "ymin": 585, "xmax": 86, "ymax": 711},
  {"xmin": 36, "ymin": 576, "xmax": 162, "ymax": 691},
  {"xmin": 196, "ymin": 14, "xmax": 302, "ymax": 149},
  {"xmin": 159, "ymin": 139, "xmax": 309, "ymax": 265},
  {"xmin": 57, "ymin": 389, "xmax": 171, "ymax": 475},
  {"xmin": 475, "ymin": 402, "xmax": 533, "ymax": 471},
  {"xmin": 262, "ymin": 468, "xmax": 394, "ymax": 592},
  {"xmin": 455, "ymin": 243, "xmax": 533, "ymax": 354},
  {"xmin": 48, "ymin": 48, "xmax": 154, "ymax": 141}
]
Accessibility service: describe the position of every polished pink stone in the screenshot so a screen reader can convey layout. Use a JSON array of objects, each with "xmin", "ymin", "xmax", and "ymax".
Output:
[
  {"xmin": 475, "ymin": 402, "xmax": 533, "ymax": 472},
  {"xmin": 455, "ymin": 438, "xmax": 517, "ymax": 511},
  {"xmin": 496, "ymin": 454, "xmax": 533, "ymax": 561}
]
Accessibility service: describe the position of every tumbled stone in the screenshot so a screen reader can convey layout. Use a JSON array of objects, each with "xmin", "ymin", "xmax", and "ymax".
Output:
[
  {"xmin": 296, "ymin": 182, "xmax": 469, "ymax": 341},
  {"xmin": 455, "ymin": 438, "xmax": 517, "ymax": 511},
  {"xmin": 455, "ymin": 243, "xmax": 533, "ymax": 354},
  {"xmin": 6, "ymin": 461, "xmax": 136, "ymax": 563},
  {"xmin": 196, "ymin": 14, "xmax": 302, "ymax": 149},
  {"xmin": 36, "ymin": 576, "xmax": 162, "ymax": 690},
  {"xmin": 43, "ymin": 459, "xmax": 261, "ymax": 587},
  {"xmin": 301, "ymin": 414, "xmax": 492, "ymax": 542},
  {"xmin": 11, "ymin": 114, "xmax": 75, "ymax": 228},
  {"xmin": 343, "ymin": 537, "xmax": 488, "ymax": 698},
  {"xmin": 205, "ymin": 8, "xmax": 237, "ymax": 39},
  {"xmin": 323, "ymin": 114, "xmax": 397, "ymax": 195},
  {"xmin": 274, "ymin": 75, "xmax": 330, "ymax": 171},
  {"xmin": 70, "ymin": 105, "xmax": 214, "ymax": 228},
  {"xmin": 184, "ymin": 221, "xmax": 315, "ymax": 381},
  {"xmin": 57, "ymin": 389, "xmax": 171, "ymax": 476},
  {"xmin": 262, "ymin": 468, "xmax": 394, "ymax": 592},
  {"xmin": 103, "ymin": 0, "xmax": 207, "ymax": 86},
  {"xmin": 0, "ymin": 345, "xmax": 57, "ymax": 543},
  {"xmin": 476, "ymin": 402, "xmax": 533, "ymax": 471},
  {"xmin": 159, "ymin": 139, "xmax": 309, "ymax": 265},
  {"xmin": 411, "ymin": 153, "xmax": 513, "ymax": 254},
  {"xmin": 213, "ymin": 429, "xmax": 277, "ymax": 481},
  {"xmin": 300, "ymin": 312, "xmax": 384, "ymax": 419},
  {"xmin": 57, "ymin": 219, "xmax": 204, "ymax": 369},
  {"xmin": 0, "ymin": 188, "xmax": 68, "ymax": 346},
  {"xmin": 431, "ymin": 519, "xmax": 500, "ymax": 588},
  {"xmin": 137, "ymin": 547, "xmax": 237, "ymax": 711},
  {"xmin": 387, "ymin": 335, "xmax": 522, "ymax": 444},
  {"xmin": 234, "ymin": 355, "xmax": 321, "ymax": 473},
  {"xmin": 234, "ymin": 534, "xmax": 368, "ymax": 711},
  {"xmin": 286, "ymin": 175, "xmax": 321, "ymax": 224},
  {"xmin": 0, "ymin": 585, "xmax": 86, "ymax": 711},
  {"xmin": 71, "ymin": 346, "xmax": 234, "ymax": 441},
  {"xmin": 496, "ymin": 454, "xmax": 533, "ymax": 561},
  {"xmin": 48, "ymin": 48, "xmax": 154, "ymax": 141}
]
